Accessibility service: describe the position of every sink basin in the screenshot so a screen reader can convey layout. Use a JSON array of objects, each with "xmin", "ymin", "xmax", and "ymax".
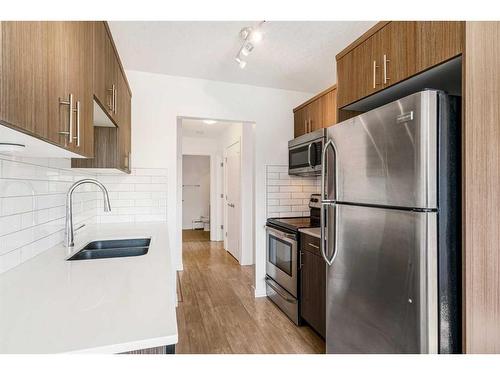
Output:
[{"xmin": 67, "ymin": 238, "xmax": 151, "ymax": 261}]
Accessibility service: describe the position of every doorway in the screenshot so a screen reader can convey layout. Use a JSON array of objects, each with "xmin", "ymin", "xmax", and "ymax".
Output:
[
  {"xmin": 177, "ymin": 116, "xmax": 255, "ymax": 271},
  {"xmin": 182, "ymin": 155, "xmax": 210, "ymax": 234},
  {"xmin": 224, "ymin": 140, "xmax": 241, "ymax": 261}
]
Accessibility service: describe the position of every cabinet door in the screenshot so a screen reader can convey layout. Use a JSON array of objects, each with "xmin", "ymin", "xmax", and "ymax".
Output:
[
  {"xmin": 336, "ymin": 34, "xmax": 378, "ymax": 108},
  {"xmin": 0, "ymin": 22, "xmax": 50, "ymax": 138},
  {"xmin": 294, "ymin": 106, "xmax": 307, "ymax": 138},
  {"xmin": 47, "ymin": 22, "xmax": 93, "ymax": 156},
  {"xmin": 117, "ymin": 72, "xmax": 131, "ymax": 172},
  {"xmin": 415, "ymin": 21, "xmax": 464, "ymax": 72},
  {"xmin": 300, "ymin": 249, "xmax": 326, "ymax": 338},
  {"xmin": 377, "ymin": 22, "xmax": 416, "ymax": 88},
  {"xmin": 93, "ymin": 21, "xmax": 109, "ymax": 112},
  {"xmin": 308, "ymin": 99, "xmax": 323, "ymax": 132},
  {"xmin": 73, "ymin": 22, "xmax": 94, "ymax": 157},
  {"xmin": 321, "ymin": 88, "xmax": 337, "ymax": 127}
]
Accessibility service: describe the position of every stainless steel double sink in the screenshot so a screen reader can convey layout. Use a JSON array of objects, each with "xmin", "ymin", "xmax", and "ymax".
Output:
[{"xmin": 67, "ymin": 238, "xmax": 151, "ymax": 261}]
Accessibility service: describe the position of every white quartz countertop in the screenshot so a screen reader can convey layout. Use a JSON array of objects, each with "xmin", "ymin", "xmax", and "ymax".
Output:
[
  {"xmin": 299, "ymin": 227, "xmax": 321, "ymax": 238},
  {"xmin": 0, "ymin": 222, "xmax": 178, "ymax": 354}
]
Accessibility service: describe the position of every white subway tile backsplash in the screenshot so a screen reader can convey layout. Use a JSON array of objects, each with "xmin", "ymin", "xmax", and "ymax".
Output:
[
  {"xmin": 266, "ymin": 165, "xmax": 320, "ymax": 219},
  {"xmin": 267, "ymin": 166, "xmax": 288, "ymax": 173},
  {"xmin": 279, "ymin": 186, "xmax": 302, "ymax": 193},
  {"xmin": 94, "ymin": 169, "xmax": 167, "ymax": 225},
  {"xmin": 0, "ymin": 158, "xmax": 168, "ymax": 275},
  {"xmin": 0, "ymin": 156, "xmax": 97, "ymax": 274},
  {"xmin": 267, "ymin": 192, "xmax": 291, "ymax": 199}
]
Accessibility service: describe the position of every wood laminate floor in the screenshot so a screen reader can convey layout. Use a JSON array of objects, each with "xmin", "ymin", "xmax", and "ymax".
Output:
[{"xmin": 176, "ymin": 230, "xmax": 325, "ymax": 354}]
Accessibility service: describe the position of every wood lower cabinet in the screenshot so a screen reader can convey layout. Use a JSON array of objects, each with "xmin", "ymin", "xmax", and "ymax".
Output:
[
  {"xmin": 336, "ymin": 21, "xmax": 464, "ymax": 108},
  {"xmin": 293, "ymin": 85, "xmax": 337, "ymax": 137},
  {"xmin": 300, "ymin": 234, "xmax": 326, "ymax": 338},
  {"xmin": 0, "ymin": 21, "xmax": 94, "ymax": 157}
]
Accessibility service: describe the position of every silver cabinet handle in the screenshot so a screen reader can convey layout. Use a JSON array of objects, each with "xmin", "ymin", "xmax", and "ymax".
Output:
[
  {"xmin": 383, "ymin": 54, "xmax": 390, "ymax": 84},
  {"xmin": 107, "ymin": 84, "xmax": 116, "ymax": 113},
  {"xmin": 373, "ymin": 60, "xmax": 380, "ymax": 89},
  {"xmin": 107, "ymin": 85, "xmax": 114, "ymax": 111},
  {"xmin": 299, "ymin": 251, "xmax": 304, "ymax": 269},
  {"xmin": 58, "ymin": 93, "xmax": 74, "ymax": 143},
  {"xmin": 73, "ymin": 101, "xmax": 80, "ymax": 147},
  {"xmin": 308, "ymin": 243, "xmax": 319, "ymax": 249},
  {"xmin": 113, "ymin": 85, "xmax": 117, "ymax": 114}
]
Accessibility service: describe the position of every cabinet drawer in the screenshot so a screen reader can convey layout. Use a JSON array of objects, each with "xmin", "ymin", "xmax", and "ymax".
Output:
[{"xmin": 301, "ymin": 233, "xmax": 321, "ymax": 256}]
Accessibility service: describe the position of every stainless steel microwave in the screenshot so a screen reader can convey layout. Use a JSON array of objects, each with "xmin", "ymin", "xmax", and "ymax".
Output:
[{"xmin": 288, "ymin": 128, "xmax": 326, "ymax": 176}]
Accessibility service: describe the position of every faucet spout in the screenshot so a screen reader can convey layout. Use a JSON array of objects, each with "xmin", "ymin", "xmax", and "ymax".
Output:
[{"xmin": 65, "ymin": 178, "xmax": 111, "ymax": 248}]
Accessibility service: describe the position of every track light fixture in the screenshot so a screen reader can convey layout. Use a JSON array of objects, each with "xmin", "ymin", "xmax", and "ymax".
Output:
[{"xmin": 235, "ymin": 21, "xmax": 265, "ymax": 69}]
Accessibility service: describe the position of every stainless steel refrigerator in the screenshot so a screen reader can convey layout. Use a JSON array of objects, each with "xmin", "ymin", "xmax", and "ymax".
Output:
[{"xmin": 320, "ymin": 90, "xmax": 461, "ymax": 354}]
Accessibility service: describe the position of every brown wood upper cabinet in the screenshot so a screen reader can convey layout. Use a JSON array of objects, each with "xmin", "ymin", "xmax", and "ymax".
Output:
[
  {"xmin": 336, "ymin": 21, "xmax": 464, "ymax": 108},
  {"xmin": 93, "ymin": 21, "xmax": 123, "ymax": 123},
  {"xmin": 0, "ymin": 21, "xmax": 94, "ymax": 157},
  {"xmin": 293, "ymin": 85, "xmax": 337, "ymax": 137},
  {"xmin": 72, "ymin": 21, "xmax": 132, "ymax": 173}
]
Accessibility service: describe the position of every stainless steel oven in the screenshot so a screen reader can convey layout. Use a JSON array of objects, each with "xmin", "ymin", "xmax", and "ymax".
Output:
[
  {"xmin": 288, "ymin": 128, "xmax": 326, "ymax": 176},
  {"xmin": 265, "ymin": 224, "xmax": 299, "ymax": 324}
]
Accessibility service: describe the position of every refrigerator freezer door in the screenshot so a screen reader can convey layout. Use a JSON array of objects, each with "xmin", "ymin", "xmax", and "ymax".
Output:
[
  {"xmin": 325, "ymin": 203, "xmax": 438, "ymax": 353},
  {"xmin": 326, "ymin": 90, "xmax": 439, "ymax": 209}
]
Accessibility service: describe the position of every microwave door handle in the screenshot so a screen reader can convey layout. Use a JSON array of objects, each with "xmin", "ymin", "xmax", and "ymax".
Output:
[{"xmin": 308, "ymin": 143, "xmax": 312, "ymax": 168}]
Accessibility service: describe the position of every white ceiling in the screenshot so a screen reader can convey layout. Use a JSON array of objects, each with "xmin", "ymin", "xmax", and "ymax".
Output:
[
  {"xmin": 182, "ymin": 118, "xmax": 239, "ymax": 138},
  {"xmin": 108, "ymin": 21, "xmax": 376, "ymax": 93}
]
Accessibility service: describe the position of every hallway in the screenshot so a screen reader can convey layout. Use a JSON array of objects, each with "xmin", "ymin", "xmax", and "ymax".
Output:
[{"xmin": 175, "ymin": 230, "xmax": 325, "ymax": 353}]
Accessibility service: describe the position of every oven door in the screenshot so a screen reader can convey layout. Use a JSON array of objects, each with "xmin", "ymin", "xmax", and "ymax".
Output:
[
  {"xmin": 288, "ymin": 139, "xmax": 323, "ymax": 176},
  {"xmin": 266, "ymin": 226, "xmax": 298, "ymax": 297}
]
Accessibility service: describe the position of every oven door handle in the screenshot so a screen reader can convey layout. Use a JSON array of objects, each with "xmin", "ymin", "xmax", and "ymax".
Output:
[
  {"xmin": 265, "ymin": 276, "xmax": 297, "ymax": 303},
  {"xmin": 265, "ymin": 226, "xmax": 297, "ymax": 242}
]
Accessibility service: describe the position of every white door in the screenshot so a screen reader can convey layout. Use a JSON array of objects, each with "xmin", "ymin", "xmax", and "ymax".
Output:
[{"xmin": 224, "ymin": 141, "xmax": 241, "ymax": 262}]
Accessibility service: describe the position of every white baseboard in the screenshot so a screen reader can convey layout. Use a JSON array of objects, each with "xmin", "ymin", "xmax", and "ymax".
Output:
[{"xmin": 254, "ymin": 287, "xmax": 267, "ymax": 298}]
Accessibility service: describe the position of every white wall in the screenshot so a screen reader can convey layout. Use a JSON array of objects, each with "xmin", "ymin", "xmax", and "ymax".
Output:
[
  {"xmin": 182, "ymin": 155, "xmax": 210, "ymax": 229},
  {"xmin": 128, "ymin": 70, "xmax": 312, "ymax": 296}
]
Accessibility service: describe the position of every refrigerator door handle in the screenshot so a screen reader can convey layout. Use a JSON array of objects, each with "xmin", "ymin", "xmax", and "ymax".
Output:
[
  {"xmin": 321, "ymin": 139, "xmax": 338, "ymax": 203},
  {"xmin": 321, "ymin": 138, "xmax": 339, "ymax": 266},
  {"xmin": 321, "ymin": 202, "xmax": 338, "ymax": 266}
]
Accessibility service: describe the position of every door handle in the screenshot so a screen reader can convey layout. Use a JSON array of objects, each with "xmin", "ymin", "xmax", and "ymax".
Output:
[
  {"xmin": 58, "ymin": 93, "xmax": 74, "ymax": 144},
  {"xmin": 73, "ymin": 100, "xmax": 80, "ymax": 147},
  {"xmin": 320, "ymin": 139, "xmax": 339, "ymax": 267},
  {"xmin": 383, "ymin": 54, "xmax": 390, "ymax": 84},
  {"xmin": 373, "ymin": 60, "xmax": 380, "ymax": 89},
  {"xmin": 321, "ymin": 139, "xmax": 338, "ymax": 203},
  {"xmin": 320, "ymin": 203, "xmax": 338, "ymax": 266}
]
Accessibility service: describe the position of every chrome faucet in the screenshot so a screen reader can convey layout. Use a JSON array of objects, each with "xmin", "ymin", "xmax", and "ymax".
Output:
[{"xmin": 65, "ymin": 178, "xmax": 111, "ymax": 248}]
